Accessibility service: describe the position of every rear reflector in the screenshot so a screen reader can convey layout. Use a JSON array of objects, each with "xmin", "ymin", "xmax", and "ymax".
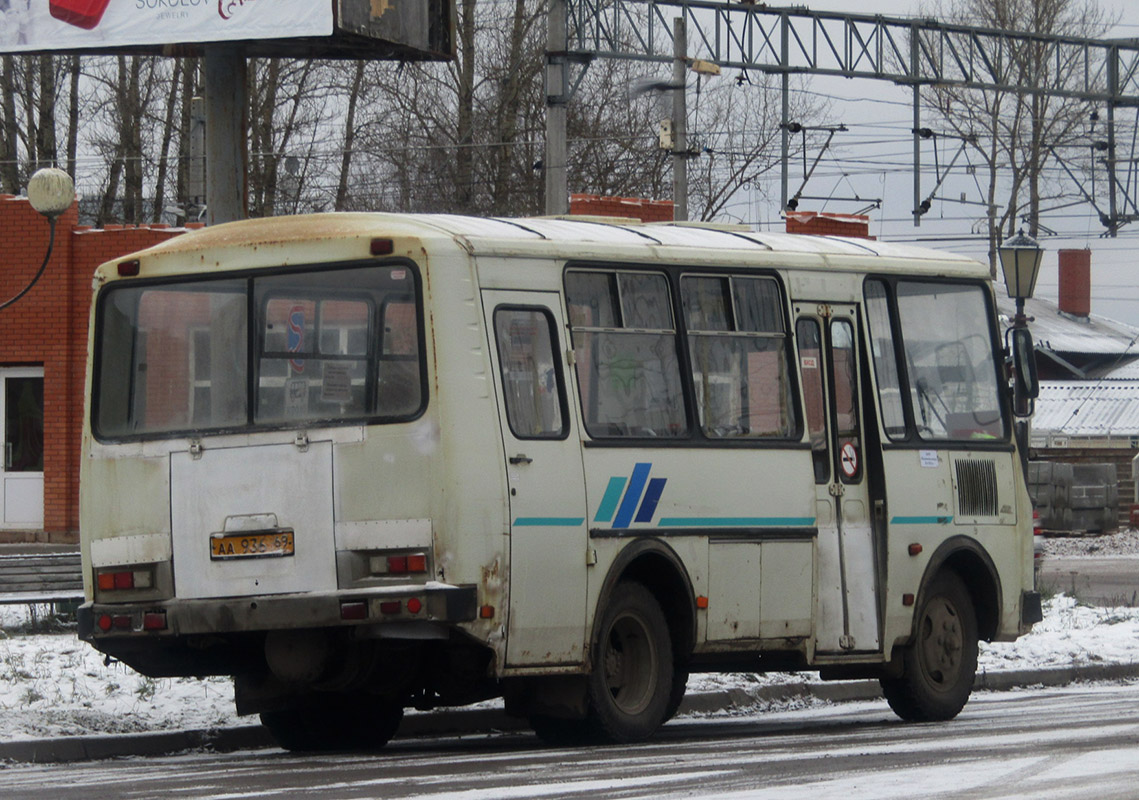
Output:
[
  {"xmin": 142, "ymin": 612, "xmax": 167, "ymax": 631},
  {"xmin": 340, "ymin": 601, "xmax": 368, "ymax": 621},
  {"xmin": 406, "ymin": 597, "xmax": 422, "ymax": 615}
]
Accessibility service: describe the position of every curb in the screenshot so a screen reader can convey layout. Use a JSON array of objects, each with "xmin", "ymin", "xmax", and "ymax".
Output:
[{"xmin": 3, "ymin": 664, "xmax": 1138, "ymax": 764}]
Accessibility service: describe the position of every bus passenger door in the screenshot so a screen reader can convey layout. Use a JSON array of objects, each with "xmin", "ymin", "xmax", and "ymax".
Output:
[
  {"xmin": 482, "ymin": 291, "xmax": 589, "ymax": 667},
  {"xmin": 796, "ymin": 305, "xmax": 881, "ymax": 654}
]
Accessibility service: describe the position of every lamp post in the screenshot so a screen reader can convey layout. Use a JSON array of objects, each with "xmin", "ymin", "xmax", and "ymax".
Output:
[
  {"xmin": 2, "ymin": 168, "xmax": 76, "ymax": 312},
  {"xmin": 998, "ymin": 230, "xmax": 1044, "ymax": 329},
  {"xmin": 997, "ymin": 230, "xmax": 1043, "ymax": 427}
]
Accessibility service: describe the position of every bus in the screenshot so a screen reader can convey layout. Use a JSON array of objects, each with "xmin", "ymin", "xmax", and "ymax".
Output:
[{"xmin": 78, "ymin": 213, "xmax": 1042, "ymax": 750}]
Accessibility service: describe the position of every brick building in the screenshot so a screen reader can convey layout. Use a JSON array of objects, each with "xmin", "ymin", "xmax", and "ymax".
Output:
[{"xmin": 0, "ymin": 194, "xmax": 187, "ymax": 543}]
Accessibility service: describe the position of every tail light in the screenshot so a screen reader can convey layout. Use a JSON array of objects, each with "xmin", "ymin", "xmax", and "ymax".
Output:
[
  {"xmin": 369, "ymin": 552, "xmax": 429, "ymax": 576},
  {"xmin": 96, "ymin": 568, "xmax": 155, "ymax": 592}
]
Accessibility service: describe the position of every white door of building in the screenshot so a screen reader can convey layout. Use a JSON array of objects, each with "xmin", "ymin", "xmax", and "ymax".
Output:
[{"xmin": 0, "ymin": 367, "xmax": 44, "ymax": 529}]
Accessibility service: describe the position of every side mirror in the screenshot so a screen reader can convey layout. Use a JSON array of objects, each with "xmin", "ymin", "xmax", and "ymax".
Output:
[{"xmin": 1011, "ymin": 327, "xmax": 1038, "ymax": 414}]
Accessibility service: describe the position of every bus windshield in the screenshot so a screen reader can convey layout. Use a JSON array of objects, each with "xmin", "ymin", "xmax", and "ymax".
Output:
[{"xmin": 93, "ymin": 262, "xmax": 423, "ymax": 440}]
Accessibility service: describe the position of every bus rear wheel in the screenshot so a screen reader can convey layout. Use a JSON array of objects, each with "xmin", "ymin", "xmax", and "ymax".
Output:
[
  {"xmin": 584, "ymin": 581, "xmax": 673, "ymax": 743},
  {"xmin": 260, "ymin": 696, "xmax": 403, "ymax": 752},
  {"xmin": 881, "ymin": 571, "xmax": 978, "ymax": 722}
]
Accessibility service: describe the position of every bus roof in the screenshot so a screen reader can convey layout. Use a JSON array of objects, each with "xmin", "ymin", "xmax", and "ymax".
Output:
[{"xmin": 98, "ymin": 212, "xmax": 988, "ymax": 281}]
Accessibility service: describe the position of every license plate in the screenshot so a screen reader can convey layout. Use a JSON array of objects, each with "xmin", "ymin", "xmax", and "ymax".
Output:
[{"xmin": 210, "ymin": 529, "xmax": 295, "ymax": 560}]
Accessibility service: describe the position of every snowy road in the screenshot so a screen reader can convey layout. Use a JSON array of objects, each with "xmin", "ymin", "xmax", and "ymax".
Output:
[{"xmin": 4, "ymin": 682, "xmax": 1139, "ymax": 799}]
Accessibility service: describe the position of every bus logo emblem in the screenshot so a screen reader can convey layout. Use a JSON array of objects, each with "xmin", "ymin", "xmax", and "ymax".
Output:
[{"xmin": 594, "ymin": 463, "xmax": 667, "ymax": 528}]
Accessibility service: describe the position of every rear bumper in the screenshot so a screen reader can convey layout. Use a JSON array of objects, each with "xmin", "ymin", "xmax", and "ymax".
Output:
[{"xmin": 78, "ymin": 583, "xmax": 478, "ymax": 641}]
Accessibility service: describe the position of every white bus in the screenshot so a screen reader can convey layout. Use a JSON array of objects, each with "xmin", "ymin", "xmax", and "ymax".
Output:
[{"xmin": 78, "ymin": 213, "xmax": 1042, "ymax": 749}]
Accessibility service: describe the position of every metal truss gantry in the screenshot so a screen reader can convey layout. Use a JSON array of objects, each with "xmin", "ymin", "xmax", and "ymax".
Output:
[{"xmin": 546, "ymin": 1, "xmax": 1139, "ymax": 232}]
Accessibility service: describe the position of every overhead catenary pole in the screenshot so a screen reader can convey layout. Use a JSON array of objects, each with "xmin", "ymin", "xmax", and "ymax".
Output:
[
  {"xmin": 545, "ymin": 0, "xmax": 569, "ymax": 216},
  {"xmin": 911, "ymin": 27, "xmax": 921, "ymax": 229},
  {"xmin": 780, "ymin": 11, "xmax": 790, "ymax": 211},
  {"xmin": 1107, "ymin": 46, "xmax": 1120, "ymax": 238},
  {"xmin": 672, "ymin": 17, "xmax": 688, "ymax": 221},
  {"xmin": 204, "ymin": 45, "xmax": 247, "ymax": 225}
]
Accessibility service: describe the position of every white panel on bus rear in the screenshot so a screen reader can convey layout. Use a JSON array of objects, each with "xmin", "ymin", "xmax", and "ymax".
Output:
[{"xmin": 170, "ymin": 441, "xmax": 337, "ymax": 599}]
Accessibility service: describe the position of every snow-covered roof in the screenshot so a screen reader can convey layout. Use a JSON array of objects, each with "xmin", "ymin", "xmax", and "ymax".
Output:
[
  {"xmin": 1033, "ymin": 380, "xmax": 1139, "ymax": 437},
  {"xmin": 996, "ymin": 294, "xmax": 1139, "ymax": 357}
]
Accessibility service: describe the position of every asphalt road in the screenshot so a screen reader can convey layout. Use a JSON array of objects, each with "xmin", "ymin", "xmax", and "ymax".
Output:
[
  {"xmin": 1039, "ymin": 555, "xmax": 1139, "ymax": 605},
  {"xmin": 4, "ymin": 683, "xmax": 1139, "ymax": 799}
]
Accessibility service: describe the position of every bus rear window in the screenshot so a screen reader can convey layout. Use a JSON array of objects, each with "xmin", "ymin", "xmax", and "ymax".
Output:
[{"xmin": 93, "ymin": 263, "xmax": 424, "ymax": 440}]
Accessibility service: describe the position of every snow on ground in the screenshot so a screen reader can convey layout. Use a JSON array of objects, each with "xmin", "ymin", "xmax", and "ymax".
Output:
[
  {"xmin": 1042, "ymin": 529, "xmax": 1139, "ymax": 557},
  {"xmin": 1, "ymin": 537, "xmax": 1137, "ymax": 743}
]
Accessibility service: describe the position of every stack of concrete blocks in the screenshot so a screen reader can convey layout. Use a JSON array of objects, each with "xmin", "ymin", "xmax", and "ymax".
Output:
[
  {"xmin": 1070, "ymin": 464, "xmax": 1119, "ymax": 533},
  {"xmin": 1028, "ymin": 461, "xmax": 1118, "ymax": 533},
  {"xmin": 1028, "ymin": 461, "xmax": 1073, "ymax": 531}
]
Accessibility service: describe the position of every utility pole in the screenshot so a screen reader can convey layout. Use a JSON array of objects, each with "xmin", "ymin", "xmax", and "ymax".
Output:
[
  {"xmin": 672, "ymin": 17, "xmax": 688, "ymax": 221},
  {"xmin": 545, "ymin": 0, "xmax": 569, "ymax": 215},
  {"xmin": 204, "ymin": 46, "xmax": 247, "ymax": 225}
]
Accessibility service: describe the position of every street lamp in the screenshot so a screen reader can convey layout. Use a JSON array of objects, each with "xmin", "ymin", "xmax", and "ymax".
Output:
[
  {"xmin": 1, "ymin": 168, "xmax": 76, "ymax": 312},
  {"xmin": 998, "ymin": 230, "xmax": 1044, "ymax": 325},
  {"xmin": 997, "ymin": 230, "xmax": 1043, "ymax": 418}
]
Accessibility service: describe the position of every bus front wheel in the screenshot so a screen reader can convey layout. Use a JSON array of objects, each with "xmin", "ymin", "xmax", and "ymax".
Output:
[
  {"xmin": 881, "ymin": 571, "xmax": 978, "ymax": 722},
  {"xmin": 585, "ymin": 581, "xmax": 673, "ymax": 743}
]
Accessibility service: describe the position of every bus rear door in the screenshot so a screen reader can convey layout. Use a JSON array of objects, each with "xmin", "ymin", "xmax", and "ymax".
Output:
[{"xmin": 483, "ymin": 291, "xmax": 589, "ymax": 666}]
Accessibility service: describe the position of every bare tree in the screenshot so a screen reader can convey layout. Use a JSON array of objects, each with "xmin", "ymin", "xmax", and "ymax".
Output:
[
  {"xmin": 0, "ymin": 55, "xmax": 18, "ymax": 193},
  {"xmin": 922, "ymin": 0, "xmax": 1113, "ymax": 272}
]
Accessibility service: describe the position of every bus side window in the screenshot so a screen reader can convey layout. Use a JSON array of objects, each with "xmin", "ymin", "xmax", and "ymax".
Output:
[
  {"xmin": 565, "ymin": 270, "xmax": 687, "ymax": 439},
  {"xmin": 864, "ymin": 280, "xmax": 907, "ymax": 439},
  {"xmin": 493, "ymin": 307, "xmax": 567, "ymax": 439},
  {"xmin": 681, "ymin": 275, "xmax": 794, "ymax": 439},
  {"xmin": 795, "ymin": 318, "xmax": 829, "ymax": 484}
]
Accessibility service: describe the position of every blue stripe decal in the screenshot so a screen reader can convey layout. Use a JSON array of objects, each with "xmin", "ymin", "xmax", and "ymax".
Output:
[
  {"xmin": 613, "ymin": 463, "xmax": 652, "ymax": 529},
  {"xmin": 658, "ymin": 517, "xmax": 815, "ymax": 527},
  {"xmin": 891, "ymin": 516, "xmax": 953, "ymax": 525},
  {"xmin": 635, "ymin": 478, "xmax": 668, "ymax": 523},
  {"xmin": 594, "ymin": 477, "xmax": 627, "ymax": 523},
  {"xmin": 514, "ymin": 517, "xmax": 585, "ymax": 527}
]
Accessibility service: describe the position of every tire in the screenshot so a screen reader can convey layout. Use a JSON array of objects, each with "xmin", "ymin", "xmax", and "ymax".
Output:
[
  {"xmin": 664, "ymin": 665, "xmax": 689, "ymax": 722},
  {"xmin": 261, "ymin": 696, "xmax": 403, "ymax": 752},
  {"xmin": 880, "ymin": 571, "xmax": 978, "ymax": 722},
  {"xmin": 583, "ymin": 581, "xmax": 674, "ymax": 743}
]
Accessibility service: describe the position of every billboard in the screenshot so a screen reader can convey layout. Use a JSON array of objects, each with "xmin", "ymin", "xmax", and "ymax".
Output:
[{"xmin": 0, "ymin": 1, "xmax": 334, "ymax": 52}]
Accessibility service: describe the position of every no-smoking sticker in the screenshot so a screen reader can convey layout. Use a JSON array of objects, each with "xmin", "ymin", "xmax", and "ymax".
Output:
[{"xmin": 840, "ymin": 442, "xmax": 859, "ymax": 478}]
